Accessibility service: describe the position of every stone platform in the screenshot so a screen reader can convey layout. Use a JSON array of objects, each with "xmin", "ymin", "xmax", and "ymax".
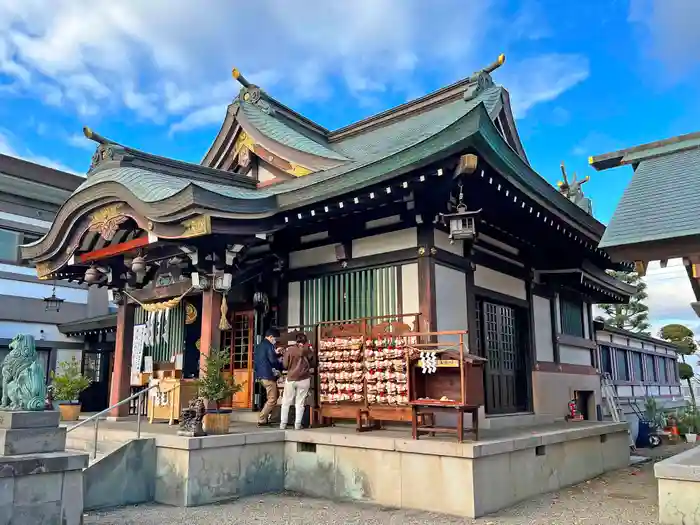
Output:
[
  {"xmin": 71, "ymin": 418, "xmax": 629, "ymax": 518},
  {"xmin": 0, "ymin": 410, "xmax": 88, "ymax": 524},
  {"xmin": 655, "ymin": 445, "xmax": 700, "ymax": 524}
]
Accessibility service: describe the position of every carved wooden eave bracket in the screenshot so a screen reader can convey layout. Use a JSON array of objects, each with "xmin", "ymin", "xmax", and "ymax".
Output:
[{"xmin": 31, "ymin": 202, "xmax": 213, "ymax": 280}]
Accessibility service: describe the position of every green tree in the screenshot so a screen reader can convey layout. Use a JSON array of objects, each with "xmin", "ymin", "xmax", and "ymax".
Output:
[
  {"xmin": 597, "ymin": 271, "xmax": 650, "ymax": 334},
  {"xmin": 660, "ymin": 324, "xmax": 697, "ymax": 408}
]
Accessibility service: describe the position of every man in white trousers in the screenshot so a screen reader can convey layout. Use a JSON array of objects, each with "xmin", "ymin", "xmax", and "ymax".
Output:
[{"xmin": 280, "ymin": 333, "xmax": 314, "ymax": 430}]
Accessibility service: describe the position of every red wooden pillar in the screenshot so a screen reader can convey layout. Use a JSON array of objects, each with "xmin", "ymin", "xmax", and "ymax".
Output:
[
  {"xmin": 199, "ymin": 289, "xmax": 222, "ymax": 377},
  {"xmin": 109, "ymin": 302, "xmax": 135, "ymax": 417}
]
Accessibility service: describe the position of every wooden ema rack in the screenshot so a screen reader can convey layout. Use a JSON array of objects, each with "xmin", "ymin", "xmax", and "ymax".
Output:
[
  {"xmin": 408, "ymin": 331, "xmax": 487, "ymax": 443},
  {"xmin": 315, "ymin": 317, "xmax": 486, "ymax": 439},
  {"xmin": 314, "ymin": 315, "xmax": 420, "ymax": 431}
]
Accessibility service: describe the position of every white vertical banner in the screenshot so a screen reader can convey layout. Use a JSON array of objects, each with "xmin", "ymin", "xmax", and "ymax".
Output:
[{"xmin": 130, "ymin": 324, "xmax": 148, "ymax": 385}]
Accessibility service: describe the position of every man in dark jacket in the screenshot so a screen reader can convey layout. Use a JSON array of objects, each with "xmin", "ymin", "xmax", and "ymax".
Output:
[{"xmin": 254, "ymin": 328, "xmax": 281, "ymax": 426}]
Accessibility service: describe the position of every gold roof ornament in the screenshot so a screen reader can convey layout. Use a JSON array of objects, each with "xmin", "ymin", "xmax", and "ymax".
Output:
[{"xmin": 464, "ymin": 54, "xmax": 506, "ymax": 101}]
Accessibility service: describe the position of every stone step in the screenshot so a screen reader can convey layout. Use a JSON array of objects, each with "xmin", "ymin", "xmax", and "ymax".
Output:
[
  {"xmin": 65, "ymin": 435, "xmax": 126, "ymax": 457},
  {"xmin": 66, "ymin": 447, "xmax": 106, "ymax": 467}
]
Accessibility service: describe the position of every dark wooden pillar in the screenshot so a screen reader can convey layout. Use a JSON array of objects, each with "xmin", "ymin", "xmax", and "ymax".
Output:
[
  {"xmin": 417, "ymin": 223, "xmax": 437, "ymax": 333},
  {"xmin": 464, "ymin": 257, "xmax": 479, "ymax": 355},
  {"xmin": 109, "ymin": 302, "xmax": 135, "ymax": 417},
  {"xmin": 199, "ymin": 288, "xmax": 222, "ymax": 376}
]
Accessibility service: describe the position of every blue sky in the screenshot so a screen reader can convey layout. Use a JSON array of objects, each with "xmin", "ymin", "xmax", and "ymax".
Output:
[{"xmin": 1, "ymin": 0, "xmax": 699, "ymax": 336}]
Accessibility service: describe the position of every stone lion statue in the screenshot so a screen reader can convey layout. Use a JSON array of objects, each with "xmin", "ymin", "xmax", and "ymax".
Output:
[{"xmin": 0, "ymin": 334, "xmax": 47, "ymax": 411}]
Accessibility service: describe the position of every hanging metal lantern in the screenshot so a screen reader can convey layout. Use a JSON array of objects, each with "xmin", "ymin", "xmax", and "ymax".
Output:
[
  {"xmin": 440, "ymin": 183, "xmax": 482, "ymax": 244},
  {"xmin": 43, "ymin": 283, "xmax": 65, "ymax": 312},
  {"xmin": 84, "ymin": 266, "xmax": 102, "ymax": 284},
  {"xmin": 131, "ymin": 256, "xmax": 146, "ymax": 273}
]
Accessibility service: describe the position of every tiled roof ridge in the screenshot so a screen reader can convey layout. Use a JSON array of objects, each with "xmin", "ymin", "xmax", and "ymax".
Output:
[
  {"xmin": 83, "ymin": 127, "xmax": 258, "ymax": 189},
  {"xmin": 230, "ymin": 55, "xmax": 507, "ymax": 142}
]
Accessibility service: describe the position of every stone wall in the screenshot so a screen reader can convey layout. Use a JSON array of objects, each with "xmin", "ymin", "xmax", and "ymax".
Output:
[
  {"xmin": 84, "ymin": 438, "xmax": 156, "ymax": 511},
  {"xmin": 284, "ymin": 423, "xmax": 630, "ymax": 518},
  {"xmin": 155, "ymin": 431, "xmax": 285, "ymax": 507}
]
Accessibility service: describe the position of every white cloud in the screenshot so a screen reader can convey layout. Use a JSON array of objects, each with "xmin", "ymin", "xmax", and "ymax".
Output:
[
  {"xmin": 595, "ymin": 258, "xmax": 698, "ymax": 337},
  {"xmin": 0, "ymin": 129, "xmax": 80, "ymax": 174},
  {"xmin": 500, "ymin": 54, "xmax": 590, "ymax": 118},
  {"xmin": 66, "ymin": 133, "xmax": 95, "ymax": 151},
  {"xmin": 629, "ymin": 0, "xmax": 700, "ymax": 79},
  {"xmin": 0, "ymin": 0, "xmax": 588, "ymax": 136}
]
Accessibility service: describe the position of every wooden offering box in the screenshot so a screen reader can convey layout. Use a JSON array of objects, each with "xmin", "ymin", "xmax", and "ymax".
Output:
[
  {"xmin": 409, "ymin": 330, "xmax": 486, "ymax": 442},
  {"xmin": 147, "ymin": 370, "xmax": 199, "ymax": 425}
]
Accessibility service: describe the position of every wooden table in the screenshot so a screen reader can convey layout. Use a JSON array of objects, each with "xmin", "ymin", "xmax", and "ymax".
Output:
[{"xmin": 410, "ymin": 401, "xmax": 480, "ymax": 443}]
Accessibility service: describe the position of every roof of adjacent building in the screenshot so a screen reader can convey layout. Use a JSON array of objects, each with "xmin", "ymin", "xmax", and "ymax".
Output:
[{"xmin": 591, "ymin": 132, "xmax": 700, "ymax": 249}]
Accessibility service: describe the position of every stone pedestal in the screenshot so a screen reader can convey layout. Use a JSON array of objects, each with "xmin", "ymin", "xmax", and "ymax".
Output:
[{"xmin": 0, "ymin": 410, "xmax": 88, "ymax": 525}]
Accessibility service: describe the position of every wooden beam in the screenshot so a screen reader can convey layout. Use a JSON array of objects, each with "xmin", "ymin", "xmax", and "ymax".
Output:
[{"xmin": 78, "ymin": 235, "xmax": 151, "ymax": 263}]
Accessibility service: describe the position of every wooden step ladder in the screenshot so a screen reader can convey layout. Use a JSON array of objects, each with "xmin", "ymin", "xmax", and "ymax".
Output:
[{"xmin": 601, "ymin": 372, "xmax": 636, "ymax": 451}]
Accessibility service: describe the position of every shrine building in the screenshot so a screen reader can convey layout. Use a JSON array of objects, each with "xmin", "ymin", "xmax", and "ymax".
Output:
[{"xmin": 21, "ymin": 55, "xmax": 633, "ymax": 425}]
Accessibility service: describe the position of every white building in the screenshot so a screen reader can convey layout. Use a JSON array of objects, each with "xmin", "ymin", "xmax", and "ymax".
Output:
[
  {"xmin": 0, "ymin": 154, "xmax": 113, "ymax": 408},
  {"xmin": 594, "ymin": 321, "xmax": 683, "ymax": 440}
]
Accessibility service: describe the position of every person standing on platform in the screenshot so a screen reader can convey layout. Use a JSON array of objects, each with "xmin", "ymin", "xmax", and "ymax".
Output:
[
  {"xmin": 280, "ymin": 333, "xmax": 314, "ymax": 430},
  {"xmin": 254, "ymin": 328, "xmax": 281, "ymax": 427}
]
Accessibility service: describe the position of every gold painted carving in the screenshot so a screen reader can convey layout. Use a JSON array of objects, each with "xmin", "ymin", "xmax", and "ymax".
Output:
[
  {"xmin": 181, "ymin": 215, "xmax": 212, "ymax": 238},
  {"xmin": 289, "ymin": 163, "xmax": 313, "ymax": 177},
  {"xmin": 89, "ymin": 204, "xmax": 127, "ymax": 241},
  {"xmin": 35, "ymin": 261, "xmax": 53, "ymax": 280}
]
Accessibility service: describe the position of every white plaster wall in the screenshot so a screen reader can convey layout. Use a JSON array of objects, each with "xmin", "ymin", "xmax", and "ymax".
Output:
[
  {"xmin": 435, "ymin": 264, "xmax": 467, "ymax": 343},
  {"xmin": 400, "ymin": 263, "xmax": 419, "ymax": 325},
  {"xmin": 288, "ymin": 245, "xmax": 337, "ymax": 269},
  {"xmin": 352, "ymin": 228, "xmax": 417, "ymax": 258},
  {"xmin": 559, "ymin": 344, "xmax": 593, "ymax": 366},
  {"xmin": 553, "ymin": 295, "xmax": 562, "ymax": 332},
  {"xmin": 257, "ymin": 163, "xmax": 277, "ymax": 183},
  {"xmin": 55, "ymin": 349, "xmax": 83, "ymax": 373},
  {"xmin": 612, "ymin": 335, "xmax": 628, "ymax": 347},
  {"xmin": 0, "ymin": 211, "xmax": 51, "ymax": 229},
  {"xmin": 287, "ymin": 282, "xmax": 301, "ymax": 327},
  {"xmin": 0, "ymin": 263, "xmax": 37, "ymax": 276},
  {"xmin": 433, "ymin": 229, "xmax": 463, "ymax": 256},
  {"xmin": 582, "ymin": 303, "xmax": 590, "ymax": 339},
  {"xmin": 533, "ymin": 295, "xmax": 554, "ymax": 362},
  {"xmin": 0, "ymin": 279, "xmax": 88, "ymax": 304},
  {"xmin": 473, "ymin": 265, "xmax": 526, "ymax": 300},
  {"xmin": 0, "ymin": 321, "xmax": 76, "ymax": 342}
]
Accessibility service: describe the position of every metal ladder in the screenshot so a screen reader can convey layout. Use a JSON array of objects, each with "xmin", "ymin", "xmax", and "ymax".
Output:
[{"xmin": 601, "ymin": 373, "xmax": 636, "ymax": 451}]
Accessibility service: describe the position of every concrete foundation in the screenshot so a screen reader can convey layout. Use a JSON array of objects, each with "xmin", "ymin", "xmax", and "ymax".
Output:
[
  {"xmin": 655, "ymin": 446, "xmax": 700, "ymax": 525},
  {"xmin": 142, "ymin": 421, "xmax": 629, "ymax": 518},
  {"xmin": 0, "ymin": 410, "xmax": 88, "ymax": 524}
]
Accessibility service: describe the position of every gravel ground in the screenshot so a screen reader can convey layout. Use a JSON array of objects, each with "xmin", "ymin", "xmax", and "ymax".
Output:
[{"xmin": 84, "ymin": 443, "xmax": 692, "ymax": 525}]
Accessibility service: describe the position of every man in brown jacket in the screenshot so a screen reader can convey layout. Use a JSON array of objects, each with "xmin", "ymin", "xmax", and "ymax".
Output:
[{"xmin": 280, "ymin": 333, "xmax": 314, "ymax": 430}]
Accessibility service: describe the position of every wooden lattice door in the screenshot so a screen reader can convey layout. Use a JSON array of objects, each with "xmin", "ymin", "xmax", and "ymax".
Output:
[
  {"xmin": 228, "ymin": 311, "xmax": 254, "ymax": 409},
  {"xmin": 476, "ymin": 300, "xmax": 521, "ymax": 414}
]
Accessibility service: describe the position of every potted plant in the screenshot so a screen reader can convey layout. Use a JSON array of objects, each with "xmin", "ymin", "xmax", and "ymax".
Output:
[
  {"xmin": 197, "ymin": 348, "xmax": 242, "ymax": 435},
  {"xmin": 50, "ymin": 357, "xmax": 92, "ymax": 421}
]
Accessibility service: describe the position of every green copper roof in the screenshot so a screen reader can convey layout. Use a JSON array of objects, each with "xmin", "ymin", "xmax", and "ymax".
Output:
[
  {"xmin": 600, "ymin": 146, "xmax": 700, "ymax": 248},
  {"xmin": 76, "ymin": 166, "xmax": 270, "ymax": 202},
  {"xmin": 240, "ymin": 102, "xmax": 349, "ymax": 161}
]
